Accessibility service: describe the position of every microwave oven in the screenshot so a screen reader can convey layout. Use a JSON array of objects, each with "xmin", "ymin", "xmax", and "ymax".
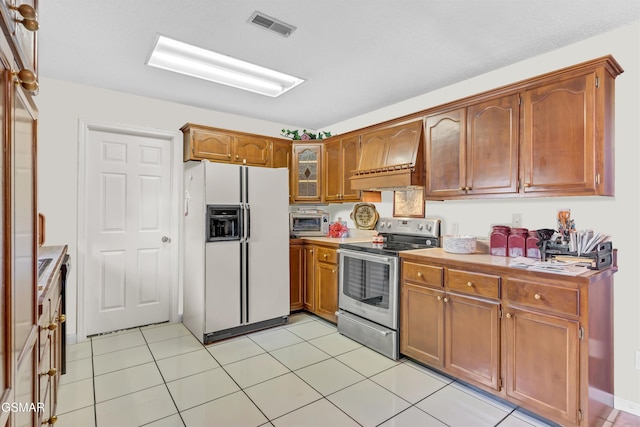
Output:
[{"xmin": 289, "ymin": 211, "xmax": 330, "ymax": 237}]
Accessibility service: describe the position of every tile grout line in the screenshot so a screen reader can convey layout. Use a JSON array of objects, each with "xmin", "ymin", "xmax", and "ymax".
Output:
[{"xmin": 141, "ymin": 325, "xmax": 187, "ymax": 427}]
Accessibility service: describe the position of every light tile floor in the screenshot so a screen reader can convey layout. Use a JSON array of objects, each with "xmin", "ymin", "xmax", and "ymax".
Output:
[{"xmin": 56, "ymin": 313, "xmax": 633, "ymax": 427}]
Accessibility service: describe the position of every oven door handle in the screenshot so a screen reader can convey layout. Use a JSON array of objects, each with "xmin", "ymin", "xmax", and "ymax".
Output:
[
  {"xmin": 337, "ymin": 249, "xmax": 391, "ymax": 263},
  {"xmin": 335, "ymin": 311, "xmax": 391, "ymax": 336}
]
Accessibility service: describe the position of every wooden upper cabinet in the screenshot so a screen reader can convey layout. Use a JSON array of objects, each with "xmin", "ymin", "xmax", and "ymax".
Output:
[
  {"xmin": 466, "ymin": 94, "xmax": 519, "ymax": 196},
  {"xmin": 425, "ymin": 94, "xmax": 519, "ymax": 199},
  {"xmin": 324, "ymin": 136, "xmax": 361, "ymax": 202},
  {"xmin": 521, "ymin": 73, "xmax": 599, "ymax": 195},
  {"xmin": 271, "ymin": 140, "xmax": 291, "ymax": 169},
  {"xmin": 234, "ymin": 135, "xmax": 270, "ymax": 166},
  {"xmin": 424, "ymin": 109, "xmax": 466, "ymax": 197},
  {"xmin": 291, "ymin": 143, "xmax": 323, "ymax": 203},
  {"xmin": 181, "ymin": 124, "xmax": 283, "ymax": 167},
  {"xmin": 188, "ymin": 128, "xmax": 233, "ymax": 162}
]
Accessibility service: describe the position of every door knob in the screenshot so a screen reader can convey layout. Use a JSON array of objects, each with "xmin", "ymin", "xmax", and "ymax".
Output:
[{"xmin": 162, "ymin": 236, "xmax": 171, "ymax": 243}]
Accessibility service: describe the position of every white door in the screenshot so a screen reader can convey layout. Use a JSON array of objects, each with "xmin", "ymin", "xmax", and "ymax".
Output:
[{"xmin": 82, "ymin": 123, "xmax": 174, "ymax": 336}]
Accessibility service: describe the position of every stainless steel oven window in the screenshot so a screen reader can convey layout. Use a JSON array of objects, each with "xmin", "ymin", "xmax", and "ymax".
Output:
[{"xmin": 342, "ymin": 256, "xmax": 390, "ymax": 309}]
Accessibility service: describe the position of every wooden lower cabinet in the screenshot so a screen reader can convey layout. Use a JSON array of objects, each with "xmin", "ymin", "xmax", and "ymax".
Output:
[
  {"xmin": 400, "ymin": 283, "xmax": 444, "ymax": 366},
  {"xmin": 315, "ymin": 260, "xmax": 338, "ymax": 323},
  {"xmin": 37, "ymin": 263, "xmax": 64, "ymax": 426},
  {"xmin": 446, "ymin": 293, "xmax": 500, "ymax": 390},
  {"xmin": 290, "ymin": 241, "xmax": 339, "ymax": 323},
  {"xmin": 503, "ymin": 305, "xmax": 579, "ymax": 425},
  {"xmin": 399, "ymin": 252, "xmax": 616, "ymax": 427},
  {"xmin": 289, "ymin": 240, "xmax": 304, "ymax": 311}
]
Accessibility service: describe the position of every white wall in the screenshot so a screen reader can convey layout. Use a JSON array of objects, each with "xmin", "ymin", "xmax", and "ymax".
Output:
[
  {"xmin": 37, "ymin": 21, "xmax": 639, "ymax": 412},
  {"xmin": 325, "ymin": 23, "xmax": 640, "ymax": 413}
]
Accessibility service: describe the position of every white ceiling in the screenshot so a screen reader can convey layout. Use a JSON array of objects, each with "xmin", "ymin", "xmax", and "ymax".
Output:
[{"xmin": 38, "ymin": 1, "xmax": 640, "ymax": 130}]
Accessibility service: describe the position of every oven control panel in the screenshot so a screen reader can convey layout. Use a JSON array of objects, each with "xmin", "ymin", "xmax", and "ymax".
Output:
[{"xmin": 376, "ymin": 217, "xmax": 440, "ymax": 238}]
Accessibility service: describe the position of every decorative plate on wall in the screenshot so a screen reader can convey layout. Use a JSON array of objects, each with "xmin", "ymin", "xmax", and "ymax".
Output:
[{"xmin": 350, "ymin": 203, "xmax": 380, "ymax": 230}]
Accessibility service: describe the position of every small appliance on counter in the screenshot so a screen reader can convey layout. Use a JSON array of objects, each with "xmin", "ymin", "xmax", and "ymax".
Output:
[{"xmin": 289, "ymin": 209, "xmax": 330, "ymax": 237}]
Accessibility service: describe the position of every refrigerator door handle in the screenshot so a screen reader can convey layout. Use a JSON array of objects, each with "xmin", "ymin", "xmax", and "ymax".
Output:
[
  {"xmin": 245, "ymin": 241, "xmax": 250, "ymax": 323},
  {"xmin": 246, "ymin": 204, "xmax": 251, "ymax": 240},
  {"xmin": 239, "ymin": 241, "xmax": 244, "ymax": 324}
]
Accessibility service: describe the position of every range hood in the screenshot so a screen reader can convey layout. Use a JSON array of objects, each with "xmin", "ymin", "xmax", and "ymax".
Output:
[{"xmin": 350, "ymin": 120, "xmax": 425, "ymax": 191}]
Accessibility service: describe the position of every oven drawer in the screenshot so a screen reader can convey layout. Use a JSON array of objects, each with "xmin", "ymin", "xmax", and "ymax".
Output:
[
  {"xmin": 317, "ymin": 246, "xmax": 337, "ymax": 264},
  {"xmin": 505, "ymin": 279, "xmax": 579, "ymax": 316},
  {"xmin": 336, "ymin": 310, "xmax": 399, "ymax": 360},
  {"xmin": 447, "ymin": 269, "xmax": 500, "ymax": 299},
  {"xmin": 402, "ymin": 262, "xmax": 443, "ymax": 288}
]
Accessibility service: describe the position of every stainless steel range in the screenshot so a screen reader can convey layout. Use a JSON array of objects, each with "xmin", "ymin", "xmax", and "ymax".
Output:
[{"xmin": 337, "ymin": 217, "xmax": 441, "ymax": 359}]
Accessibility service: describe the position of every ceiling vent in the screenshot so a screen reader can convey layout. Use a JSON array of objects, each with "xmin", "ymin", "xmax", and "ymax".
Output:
[{"xmin": 248, "ymin": 11, "xmax": 296, "ymax": 37}]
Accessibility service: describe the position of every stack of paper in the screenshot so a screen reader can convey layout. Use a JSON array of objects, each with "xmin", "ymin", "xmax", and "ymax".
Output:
[
  {"xmin": 568, "ymin": 230, "xmax": 609, "ymax": 255},
  {"xmin": 509, "ymin": 257, "xmax": 588, "ymax": 276}
]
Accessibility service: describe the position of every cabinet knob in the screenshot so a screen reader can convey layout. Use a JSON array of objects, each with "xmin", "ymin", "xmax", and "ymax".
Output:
[
  {"xmin": 524, "ymin": 183, "xmax": 532, "ymax": 188},
  {"xmin": 459, "ymin": 187, "xmax": 465, "ymax": 191},
  {"xmin": 236, "ymin": 154, "xmax": 239, "ymax": 159},
  {"xmin": 534, "ymin": 293, "xmax": 542, "ymax": 300},
  {"xmin": 332, "ymin": 269, "xmax": 336, "ymax": 274},
  {"xmin": 57, "ymin": 314, "xmax": 66, "ymax": 323},
  {"xmin": 467, "ymin": 281, "xmax": 473, "ymax": 287},
  {"xmin": 41, "ymin": 368, "xmax": 57, "ymax": 377},
  {"xmin": 417, "ymin": 272, "xmax": 423, "ymax": 277},
  {"xmin": 465, "ymin": 187, "xmax": 472, "ymax": 191},
  {"xmin": 14, "ymin": 68, "xmax": 38, "ymax": 91},
  {"xmin": 323, "ymin": 253, "xmax": 328, "ymax": 259},
  {"xmin": 42, "ymin": 416, "xmax": 58, "ymax": 425},
  {"xmin": 227, "ymin": 153, "xmax": 231, "ymax": 158},
  {"xmin": 443, "ymin": 297, "xmax": 449, "ymax": 303},
  {"xmin": 437, "ymin": 296, "xmax": 442, "ymax": 301},
  {"xmin": 11, "ymin": 4, "xmax": 38, "ymax": 31},
  {"xmin": 506, "ymin": 313, "xmax": 513, "ymax": 319},
  {"xmin": 45, "ymin": 323, "xmax": 57, "ymax": 331}
]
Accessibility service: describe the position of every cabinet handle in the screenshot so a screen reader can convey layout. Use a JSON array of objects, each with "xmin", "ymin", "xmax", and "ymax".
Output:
[
  {"xmin": 534, "ymin": 293, "xmax": 542, "ymax": 300},
  {"xmin": 467, "ymin": 281, "xmax": 473, "ymax": 287},
  {"xmin": 506, "ymin": 313, "xmax": 513, "ymax": 319},
  {"xmin": 41, "ymin": 368, "xmax": 57, "ymax": 377},
  {"xmin": 42, "ymin": 416, "xmax": 58, "ymax": 425},
  {"xmin": 417, "ymin": 272, "xmax": 423, "ymax": 277}
]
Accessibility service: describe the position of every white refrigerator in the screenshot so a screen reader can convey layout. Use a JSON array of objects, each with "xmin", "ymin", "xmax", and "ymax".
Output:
[{"xmin": 183, "ymin": 160, "xmax": 290, "ymax": 343}]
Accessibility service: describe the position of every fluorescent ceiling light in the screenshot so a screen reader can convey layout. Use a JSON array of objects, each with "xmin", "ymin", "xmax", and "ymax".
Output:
[{"xmin": 146, "ymin": 35, "xmax": 304, "ymax": 97}]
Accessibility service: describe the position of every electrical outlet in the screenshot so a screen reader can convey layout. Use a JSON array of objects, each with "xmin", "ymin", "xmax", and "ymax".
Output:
[
  {"xmin": 512, "ymin": 213, "xmax": 523, "ymax": 227},
  {"xmin": 636, "ymin": 350, "xmax": 640, "ymax": 370}
]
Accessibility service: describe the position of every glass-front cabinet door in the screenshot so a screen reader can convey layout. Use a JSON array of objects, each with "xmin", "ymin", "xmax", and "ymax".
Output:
[{"xmin": 291, "ymin": 143, "xmax": 322, "ymax": 203}]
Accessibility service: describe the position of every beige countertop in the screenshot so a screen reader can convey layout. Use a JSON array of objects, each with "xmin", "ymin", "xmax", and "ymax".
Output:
[
  {"xmin": 38, "ymin": 245, "xmax": 68, "ymax": 304},
  {"xmin": 400, "ymin": 247, "xmax": 616, "ymax": 281}
]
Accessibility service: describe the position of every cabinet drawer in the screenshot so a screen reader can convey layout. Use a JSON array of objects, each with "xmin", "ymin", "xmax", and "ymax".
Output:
[
  {"xmin": 447, "ymin": 269, "xmax": 500, "ymax": 299},
  {"xmin": 316, "ymin": 246, "xmax": 337, "ymax": 264},
  {"xmin": 505, "ymin": 279, "xmax": 579, "ymax": 316},
  {"xmin": 402, "ymin": 262, "xmax": 443, "ymax": 288}
]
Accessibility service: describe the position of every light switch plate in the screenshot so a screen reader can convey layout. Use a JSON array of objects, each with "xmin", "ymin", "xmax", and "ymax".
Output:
[{"xmin": 512, "ymin": 213, "xmax": 523, "ymax": 227}]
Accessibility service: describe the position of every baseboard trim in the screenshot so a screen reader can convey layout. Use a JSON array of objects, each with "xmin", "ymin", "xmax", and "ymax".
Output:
[{"xmin": 615, "ymin": 395, "xmax": 640, "ymax": 417}]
